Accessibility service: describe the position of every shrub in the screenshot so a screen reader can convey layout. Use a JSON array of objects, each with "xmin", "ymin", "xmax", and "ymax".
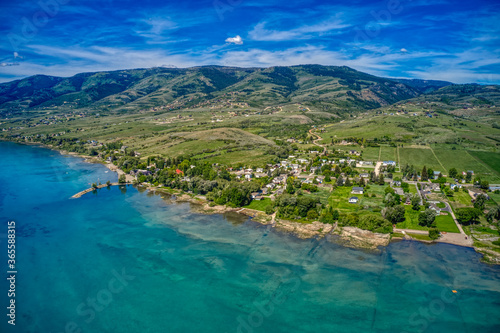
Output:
[{"xmin": 429, "ymin": 228, "xmax": 440, "ymax": 240}]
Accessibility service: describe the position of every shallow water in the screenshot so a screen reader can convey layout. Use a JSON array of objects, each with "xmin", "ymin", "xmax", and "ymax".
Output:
[{"xmin": 0, "ymin": 142, "xmax": 499, "ymax": 333}]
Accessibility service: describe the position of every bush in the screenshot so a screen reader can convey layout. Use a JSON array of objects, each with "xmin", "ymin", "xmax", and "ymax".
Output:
[
  {"xmin": 265, "ymin": 205, "xmax": 274, "ymax": 215},
  {"xmin": 118, "ymin": 174, "xmax": 126, "ymax": 183},
  {"xmin": 492, "ymin": 240, "xmax": 500, "ymax": 246},
  {"xmin": 429, "ymin": 228, "xmax": 440, "ymax": 240}
]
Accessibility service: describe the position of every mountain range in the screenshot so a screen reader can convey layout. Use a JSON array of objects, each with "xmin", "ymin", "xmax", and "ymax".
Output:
[{"xmin": 0, "ymin": 65, "xmax": 498, "ymax": 115}]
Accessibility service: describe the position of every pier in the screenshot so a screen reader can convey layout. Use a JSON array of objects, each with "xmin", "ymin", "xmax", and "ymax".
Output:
[{"xmin": 71, "ymin": 183, "xmax": 127, "ymax": 198}]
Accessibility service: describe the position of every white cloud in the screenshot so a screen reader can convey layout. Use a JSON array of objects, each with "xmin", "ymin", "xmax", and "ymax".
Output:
[
  {"xmin": 225, "ymin": 35, "xmax": 243, "ymax": 45},
  {"xmin": 248, "ymin": 19, "xmax": 350, "ymax": 41},
  {"xmin": 400, "ymin": 48, "xmax": 408, "ymax": 53}
]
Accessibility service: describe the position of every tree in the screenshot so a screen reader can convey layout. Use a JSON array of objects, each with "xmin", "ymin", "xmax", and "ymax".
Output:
[
  {"xmin": 465, "ymin": 171, "xmax": 472, "ymax": 183},
  {"xmin": 411, "ymin": 194, "xmax": 421, "ymax": 211},
  {"xmin": 480, "ymin": 180, "xmax": 489, "ymax": 190},
  {"xmin": 421, "ymin": 166, "xmax": 428, "ymax": 181},
  {"xmin": 378, "ymin": 173, "xmax": 385, "ymax": 185},
  {"xmin": 486, "ymin": 206, "xmax": 500, "ymax": 223},
  {"xmin": 449, "ymin": 168, "xmax": 458, "ymax": 179},
  {"xmin": 384, "ymin": 193, "xmax": 396, "ymax": 207},
  {"xmin": 429, "ymin": 227, "xmax": 440, "ymax": 240},
  {"xmin": 384, "ymin": 205, "xmax": 406, "ymax": 224},
  {"xmin": 336, "ymin": 176, "xmax": 344, "ymax": 186},
  {"xmin": 106, "ymin": 180, "xmax": 111, "ymax": 186},
  {"xmin": 418, "ymin": 209, "xmax": 437, "ymax": 227},
  {"xmin": 118, "ymin": 174, "xmax": 126, "ymax": 183},
  {"xmin": 456, "ymin": 208, "xmax": 481, "ymax": 225},
  {"xmin": 473, "ymin": 194, "xmax": 488, "ymax": 210},
  {"xmin": 344, "ymin": 177, "xmax": 352, "ymax": 187}
]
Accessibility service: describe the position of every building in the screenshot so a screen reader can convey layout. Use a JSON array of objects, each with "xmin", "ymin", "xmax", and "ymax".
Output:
[
  {"xmin": 349, "ymin": 197, "xmax": 359, "ymax": 204},
  {"xmin": 383, "ymin": 161, "xmax": 396, "ymax": 167},
  {"xmin": 352, "ymin": 187, "xmax": 364, "ymax": 195}
]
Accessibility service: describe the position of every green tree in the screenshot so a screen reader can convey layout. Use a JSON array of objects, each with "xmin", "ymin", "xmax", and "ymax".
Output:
[
  {"xmin": 336, "ymin": 176, "xmax": 344, "ymax": 187},
  {"xmin": 480, "ymin": 180, "xmax": 489, "ymax": 190},
  {"xmin": 465, "ymin": 172, "xmax": 472, "ymax": 183},
  {"xmin": 421, "ymin": 166, "xmax": 428, "ymax": 181},
  {"xmin": 118, "ymin": 174, "xmax": 126, "ymax": 183},
  {"xmin": 449, "ymin": 168, "xmax": 458, "ymax": 179},
  {"xmin": 473, "ymin": 194, "xmax": 488, "ymax": 210},
  {"xmin": 456, "ymin": 207, "xmax": 481, "ymax": 225},
  {"xmin": 418, "ymin": 209, "xmax": 437, "ymax": 227},
  {"xmin": 429, "ymin": 227, "xmax": 440, "ymax": 240},
  {"xmin": 486, "ymin": 206, "xmax": 500, "ymax": 222},
  {"xmin": 384, "ymin": 205, "xmax": 406, "ymax": 224},
  {"xmin": 411, "ymin": 194, "xmax": 421, "ymax": 211}
]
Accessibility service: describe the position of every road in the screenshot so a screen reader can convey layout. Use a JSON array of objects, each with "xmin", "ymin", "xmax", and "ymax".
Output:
[
  {"xmin": 308, "ymin": 128, "xmax": 327, "ymax": 155},
  {"xmin": 374, "ymin": 161, "xmax": 383, "ymax": 176}
]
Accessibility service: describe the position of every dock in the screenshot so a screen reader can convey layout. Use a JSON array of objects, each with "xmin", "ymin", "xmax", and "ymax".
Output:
[{"xmin": 71, "ymin": 183, "xmax": 126, "ymax": 198}]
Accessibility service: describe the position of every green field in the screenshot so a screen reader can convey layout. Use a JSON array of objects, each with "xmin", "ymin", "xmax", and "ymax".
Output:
[
  {"xmin": 396, "ymin": 206, "xmax": 428, "ymax": 230},
  {"xmin": 435, "ymin": 213, "xmax": 460, "ymax": 233},
  {"xmin": 398, "ymin": 147, "xmax": 443, "ymax": 171},
  {"xmin": 380, "ymin": 146, "xmax": 397, "ymax": 161},
  {"xmin": 361, "ymin": 147, "xmax": 380, "ymax": 161},
  {"xmin": 468, "ymin": 151, "xmax": 500, "ymax": 175},
  {"xmin": 244, "ymin": 198, "xmax": 272, "ymax": 211}
]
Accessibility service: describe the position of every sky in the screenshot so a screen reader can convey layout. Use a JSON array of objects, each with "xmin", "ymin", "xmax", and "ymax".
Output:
[{"xmin": 0, "ymin": 0, "xmax": 499, "ymax": 84}]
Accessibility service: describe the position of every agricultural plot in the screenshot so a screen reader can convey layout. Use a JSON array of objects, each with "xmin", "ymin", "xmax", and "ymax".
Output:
[
  {"xmin": 468, "ymin": 151, "xmax": 500, "ymax": 175},
  {"xmin": 361, "ymin": 147, "xmax": 380, "ymax": 161},
  {"xmin": 203, "ymin": 149, "xmax": 272, "ymax": 167},
  {"xmin": 398, "ymin": 147, "xmax": 443, "ymax": 171},
  {"xmin": 432, "ymin": 148, "xmax": 497, "ymax": 181},
  {"xmin": 380, "ymin": 146, "xmax": 397, "ymax": 161}
]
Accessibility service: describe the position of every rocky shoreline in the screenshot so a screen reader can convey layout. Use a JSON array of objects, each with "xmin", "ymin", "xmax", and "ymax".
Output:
[{"xmin": 8, "ymin": 140, "xmax": 500, "ymax": 261}]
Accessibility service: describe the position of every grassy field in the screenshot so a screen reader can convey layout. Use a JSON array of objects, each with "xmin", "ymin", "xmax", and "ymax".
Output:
[
  {"xmin": 468, "ymin": 151, "xmax": 500, "ymax": 175},
  {"xmin": 329, "ymin": 186, "xmax": 361, "ymax": 213},
  {"xmin": 380, "ymin": 146, "xmax": 397, "ymax": 161},
  {"xmin": 303, "ymin": 187, "xmax": 331, "ymax": 205},
  {"xmin": 435, "ymin": 213, "xmax": 460, "ymax": 233},
  {"xmin": 244, "ymin": 198, "xmax": 272, "ymax": 211},
  {"xmin": 361, "ymin": 147, "xmax": 380, "ymax": 161},
  {"xmin": 396, "ymin": 206, "xmax": 428, "ymax": 230},
  {"xmin": 203, "ymin": 149, "xmax": 273, "ymax": 167},
  {"xmin": 448, "ymin": 191, "xmax": 473, "ymax": 210},
  {"xmin": 398, "ymin": 147, "xmax": 443, "ymax": 171}
]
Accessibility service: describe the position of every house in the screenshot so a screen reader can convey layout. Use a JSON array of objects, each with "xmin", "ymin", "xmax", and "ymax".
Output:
[
  {"xmin": 244, "ymin": 174, "xmax": 253, "ymax": 180},
  {"xmin": 251, "ymin": 192, "xmax": 260, "ymax": 199},
  {"xmin": 383, "ymin": 161, "xmax": 396, "ymax": 167},
  {"xmin": 352, "ymin": 187, "xmax": 364, "ymax": 194},
  {"xmin": 489, "ymin": 185, "xmax": 500, "ymax": 191},
  {"xmin": 349, "ymin": 197, "xmax": 359, "ymax": 204},
  {"xmin": 433, "ymin": 171, "xmax": 442, "ymax": 179},
  {"xmin": 450, "ymin": 184, "xmax": 462, "ymax": 190},
  {"xmin": 360, "ymin": 173, "xmax": 370, "ymax": 178},
  {"xmin": 256, "ymin": 168, "xmax": 264, "ymax": 173},
  {"xmin": 394, "ymin": 188, "xmax": 404, "ymax": 196},
  {"xmin": 392, "ymin": 181, "xmax": 401, "ymax": 187}
]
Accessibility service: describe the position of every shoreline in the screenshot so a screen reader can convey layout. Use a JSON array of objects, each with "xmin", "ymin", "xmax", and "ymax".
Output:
[{"xmin": 4, "ymin": 139, "xmax": 499, "ymax": 263}]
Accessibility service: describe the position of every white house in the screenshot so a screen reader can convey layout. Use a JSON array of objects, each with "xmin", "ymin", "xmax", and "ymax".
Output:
[
  {"xmin": 349, "ymin": 197, "xmax": 359, "ymax": 204},
  {"xmin": 352, "ymin": 187, "xmax": 364, "ymax": 195}
]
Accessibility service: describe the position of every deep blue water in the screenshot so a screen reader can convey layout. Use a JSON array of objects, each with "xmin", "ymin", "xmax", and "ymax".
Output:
[{"xmin": 0, "ymin": 141, "xmax": 499, "ymax": 333}]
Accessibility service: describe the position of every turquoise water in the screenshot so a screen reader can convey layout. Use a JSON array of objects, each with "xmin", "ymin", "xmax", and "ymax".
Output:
[{"xmin": 0, "ymin": 141, "xmax": 499, "ymax": 333}]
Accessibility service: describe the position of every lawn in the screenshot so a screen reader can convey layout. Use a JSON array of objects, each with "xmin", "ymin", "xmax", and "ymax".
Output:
[
  {"xmin": 399, "ymin": 147, "xmax": 443, "ymax": 171},
  {"xmin": 435, "ymin": 213, "xmax": 460, "ymax": 233},
  {"xmin": 244, "ymin": 198, "xmax": 272, "ymax": 211},
  {"xmin": 329, "ymin": 186, "xmax": 361, "ymax": 213},
  {"xmin": 396, "ymin": 206, "xmax": 428, "ymax": 231},
  {"xmin": 468, "ymin": 151, "xmax": 500, "ymax": 182},
  {"xmin": 303, "ymin": 187, "xmax": 331, "ymax": 205},
  {"xmin": 448, "ymin": 190, "xmax": 472, "ymax": 210}
]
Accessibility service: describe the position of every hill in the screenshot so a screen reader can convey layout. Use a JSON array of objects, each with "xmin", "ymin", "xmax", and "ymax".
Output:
[{"xmin": 0, "ymin": 65, "xmax": 422, "ymax": 116}]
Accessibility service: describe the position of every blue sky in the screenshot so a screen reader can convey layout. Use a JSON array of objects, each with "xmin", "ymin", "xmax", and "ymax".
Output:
[{"xmin": 0, "ymin": 0, "xmax": 499, "ymax": 83}]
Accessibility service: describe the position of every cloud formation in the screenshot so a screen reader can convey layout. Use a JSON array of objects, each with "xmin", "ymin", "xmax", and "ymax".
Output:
[{"xmin": 225, "ymin": 35, "xmax": 243, "ymax": 45}]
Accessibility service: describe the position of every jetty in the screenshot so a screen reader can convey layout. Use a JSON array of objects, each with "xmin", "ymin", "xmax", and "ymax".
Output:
[{"xmin": 71, "ymin": 183, "xmax": 127, "ymax": 198}]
